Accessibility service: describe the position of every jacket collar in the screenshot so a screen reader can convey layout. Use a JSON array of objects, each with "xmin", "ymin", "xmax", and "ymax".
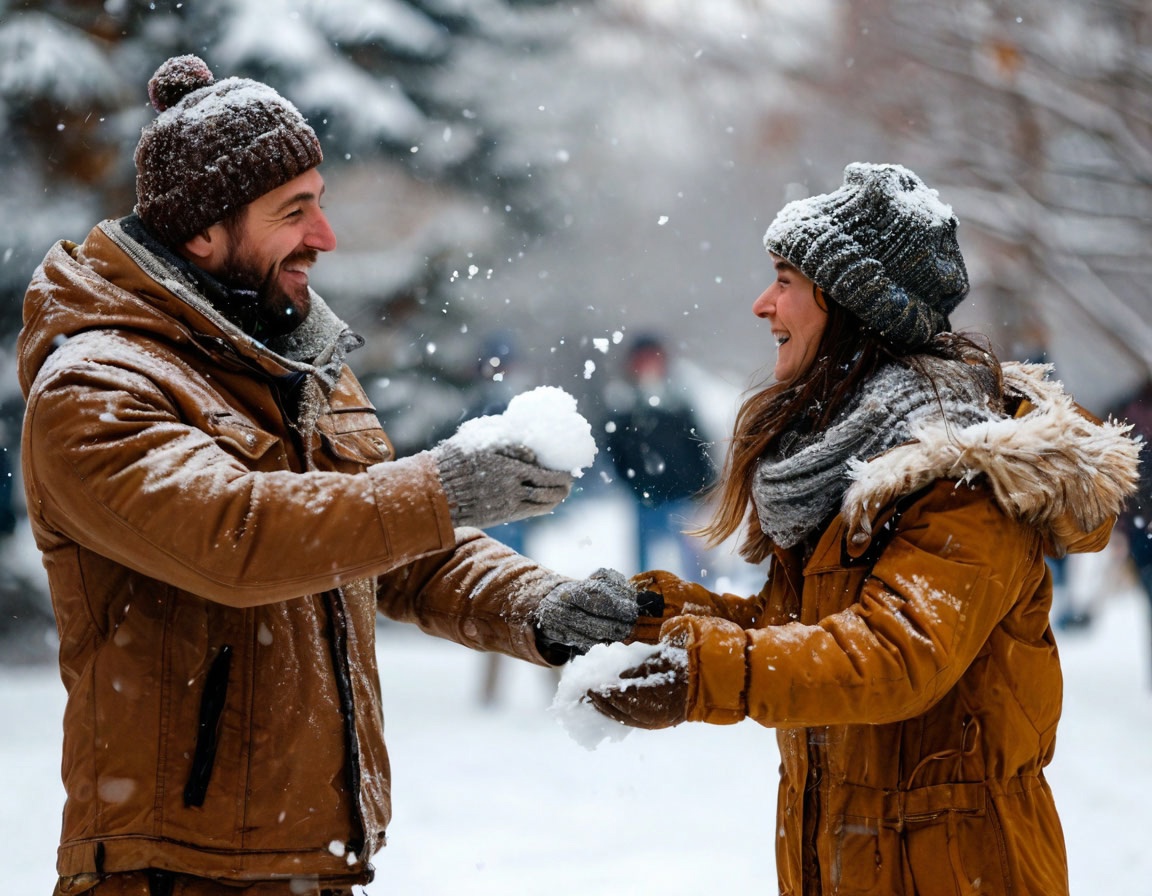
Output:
[
  {"xmin": 841, "ymin": 362, "xmax": 1140, "ymax": 555},
  {"xmin": 101, "ymin": 216, "xmax": 362, "ymax": 387},
  {"xmin": 118, "ymin": 214, "xmax": 263, "ymax": 337},
  {"xmin": 18, "ymin": 217, "xmax": 362, "ymax": 404}
]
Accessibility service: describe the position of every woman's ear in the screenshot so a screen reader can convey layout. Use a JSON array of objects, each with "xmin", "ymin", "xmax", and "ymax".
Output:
[{"xmin": 814, "ymin": 285, "xmax": 828, "ymax": 312}]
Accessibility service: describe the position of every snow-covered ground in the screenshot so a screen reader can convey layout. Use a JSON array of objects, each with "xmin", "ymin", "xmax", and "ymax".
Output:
[{"xmin": 3, "ymin": 491, "xmax": 1150, "ymax": 894}]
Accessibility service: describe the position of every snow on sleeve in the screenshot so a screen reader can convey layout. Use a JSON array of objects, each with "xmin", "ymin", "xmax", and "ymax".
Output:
[
  {"xmin": 453, "ymin": 385, "xmax": 598, "ymax": 477},
  {"xmin": 550, "ymin": 640, "xmax": 676, "ymax": 750}
]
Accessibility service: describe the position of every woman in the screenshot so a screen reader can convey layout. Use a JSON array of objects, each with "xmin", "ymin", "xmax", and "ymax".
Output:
[{"xmin": 584, "ymin": 163, "xmax": 1140, "ymax": 895}]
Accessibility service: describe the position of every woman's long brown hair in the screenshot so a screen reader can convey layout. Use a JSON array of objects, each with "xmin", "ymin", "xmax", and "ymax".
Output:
[{"xmin": 693, "ymin": 299, "xmax": 1001, "ymax": 564}]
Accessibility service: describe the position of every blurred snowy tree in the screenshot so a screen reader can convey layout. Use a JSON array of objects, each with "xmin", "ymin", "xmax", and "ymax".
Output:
[
  {"xmin": 821, "ymin": 0, "xmax": 1152, "ymax": 407},
  {"xmin": 0, "ymin": 0, "xmax": 585, "ymax": 345},
  {"xmin": 3, "ymin": 0, "xmax": 1142, "ymax": 437}
]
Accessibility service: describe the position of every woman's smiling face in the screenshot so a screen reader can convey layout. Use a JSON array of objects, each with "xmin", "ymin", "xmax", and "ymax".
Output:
[{"xmin": 752, "ymin": 255, "xmax": 830, "ymax": 384}]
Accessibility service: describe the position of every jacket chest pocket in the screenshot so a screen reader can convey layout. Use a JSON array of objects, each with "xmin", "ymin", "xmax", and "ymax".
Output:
[
  {"xmin": 801, "ymin": 505, "xmax": 905, "ymax": 622},
  {"xmin": 801, "ymin": 568, "xmax": 869, "ymax": 622},
  {"xmin": 316, "ymin": 409, "xmax": 393, "ymax": 471},
  {"xmin": 802, "ymin": 529, "xmax": 869, "ymax": 622}
]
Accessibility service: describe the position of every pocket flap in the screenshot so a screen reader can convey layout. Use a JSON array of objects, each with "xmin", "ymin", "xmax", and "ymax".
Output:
[
  {"xmin": 206, "ymin": 413, "xmax": 279, "ymax": 460},
  {"xmin": 317, "ymin": 410, "xmax": 394, "ymax": 464}
]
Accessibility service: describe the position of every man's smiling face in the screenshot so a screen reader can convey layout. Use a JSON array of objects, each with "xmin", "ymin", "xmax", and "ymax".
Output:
[{"xmin": 190, "ymin": 167, "xmax": 337, "ymax": 337}]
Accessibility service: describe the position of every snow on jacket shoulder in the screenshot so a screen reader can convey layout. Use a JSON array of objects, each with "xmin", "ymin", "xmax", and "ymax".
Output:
[
  {"xmin": 18, "ymin": 221, "xmax": 558, "ymax": 888},
  {"xmin": 643, "ymin": 362, "xmax": 1138, "ymax": 896}
]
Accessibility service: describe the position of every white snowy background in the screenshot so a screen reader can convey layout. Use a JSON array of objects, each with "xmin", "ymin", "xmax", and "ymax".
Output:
[
  {"xmin": 3, "ymin": 489, "xmax": 1150, "ymax": 895},
  {"xmin": 1, "ymin": 0, "xmax": 1149, "ymax": 892}
]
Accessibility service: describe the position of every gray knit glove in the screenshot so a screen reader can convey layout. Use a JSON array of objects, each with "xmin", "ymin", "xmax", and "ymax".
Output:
[
  {"xmin": 431, "ymin": 439, "xmax": 573, "ymax": 530},
  {"xmin": 535, "ymin": 568, "xmax": 664, "ymax": 657}
]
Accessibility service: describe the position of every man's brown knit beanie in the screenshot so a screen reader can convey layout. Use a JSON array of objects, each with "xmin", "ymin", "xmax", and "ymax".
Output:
[{"xmin": 133, "ymin": 55, "xmax": 323, "ymax": 247}]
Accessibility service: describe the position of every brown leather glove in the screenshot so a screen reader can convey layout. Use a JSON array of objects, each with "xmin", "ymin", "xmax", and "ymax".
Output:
[{"xmin": 586, "ymin": 643, "xmax": 689, "ymax": 730}]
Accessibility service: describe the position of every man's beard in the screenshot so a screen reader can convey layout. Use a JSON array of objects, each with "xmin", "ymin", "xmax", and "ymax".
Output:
[{"xmin": 218, "ymin": 246, "xmax": 318, "ymax": 339}]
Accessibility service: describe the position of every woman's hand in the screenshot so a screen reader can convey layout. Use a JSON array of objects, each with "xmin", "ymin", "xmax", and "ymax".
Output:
[{"xmin": 586, "ymin": 641, "xmax": 689, "ymax": 730}]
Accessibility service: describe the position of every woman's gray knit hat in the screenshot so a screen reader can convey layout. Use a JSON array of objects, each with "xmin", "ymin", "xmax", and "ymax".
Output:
[
  {"xmin": 134, "ymin": 55, "xmax": 323, "ymax": 247},
  {"xmin": 763, "ymin": 162, "xmax": 969, "ymax": 349}
]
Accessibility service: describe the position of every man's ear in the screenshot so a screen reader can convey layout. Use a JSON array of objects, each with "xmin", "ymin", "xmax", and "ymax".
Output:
[{"xmin": 181, "ymin": 224, "xmax": 225, "ymax": 269}]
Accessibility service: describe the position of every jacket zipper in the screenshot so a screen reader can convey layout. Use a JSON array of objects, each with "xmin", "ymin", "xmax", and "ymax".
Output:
[
  {"xmin": 184, "ymin": 644, "xmax": 233, "ymax": 808},
  {"xmin": 325, "ymin": 589, "xmax": 367, "ymax": 856}
]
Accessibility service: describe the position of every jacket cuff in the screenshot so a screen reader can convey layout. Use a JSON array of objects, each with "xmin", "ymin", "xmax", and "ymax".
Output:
[
  {"xmin": 627, "ymin": 569, "xmax": 724, "ymax": 644},
  {"xmin": 366, "ymin": 453, "xmax": 455, "ymax": 558},
  {"xmin": 661, "ymin": 615, "xmax": 748, "ymax": 725}
]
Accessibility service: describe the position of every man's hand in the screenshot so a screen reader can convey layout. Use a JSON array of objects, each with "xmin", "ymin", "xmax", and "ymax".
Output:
[
  {"xmin": 431, "ymin": 440, "xmax": 572, "ymax": 530},
  {"xmin": 536, "ymin": 568, "xmax": 663, "ymax": 655},
  {"xmin": 586, "ymin": 642, "xmax": 689, "ymax": 730}
]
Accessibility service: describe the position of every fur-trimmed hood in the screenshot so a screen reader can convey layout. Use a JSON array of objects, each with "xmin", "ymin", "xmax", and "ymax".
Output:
[{"xmin": 843, "ymin": 362, "xmax": 1141, "ymax": 554}]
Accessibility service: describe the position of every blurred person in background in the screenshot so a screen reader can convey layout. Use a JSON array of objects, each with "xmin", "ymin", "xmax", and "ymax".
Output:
[
  {"xmin": 0, "ymin": 390, "xmax": 56, "ymax": 664},
  {"xmin": 1015, "ymin": 346, "xmax": 1094, "ymax": 632},
  {"xmin": 18, "ymin": 55, "xmax": 656, "ymax": 896},
  {"xmin": 1112, "ymin": 378, "xmax": 1152, "ymax": 685},
  {"xmin": 603, "ymin": 333, "xmax": 715, "ymax": 579},
  {"xmin": 578, "ymin": 163, "xmax": 1139, "ymax": 895},
  {"xmin": 0, "ymin": 404, "xmax": 17, "ymax": 540}
]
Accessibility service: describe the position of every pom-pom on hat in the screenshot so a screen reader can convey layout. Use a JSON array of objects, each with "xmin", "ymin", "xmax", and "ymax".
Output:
[
  {"xmin": 133, "ymin": 55, "xmax": 323, "ymax": 247},
  {"xmin": 762, "ymin": 163, "xmax": 969, "ymax": 349}
]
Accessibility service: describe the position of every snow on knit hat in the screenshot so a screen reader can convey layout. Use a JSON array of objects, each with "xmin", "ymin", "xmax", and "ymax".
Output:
[
  {"xmin": 133, "ymin": 55, "xmax": 323, "ymax": 247},
  {"xmin": 762, "ymin": 162, "xmax": 969, "ymax": 349}
]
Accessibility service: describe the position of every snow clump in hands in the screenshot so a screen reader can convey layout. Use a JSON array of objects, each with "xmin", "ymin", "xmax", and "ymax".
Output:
[
  {"xmin": 453, "ymin": 385, "xmax": 598, "ymax": 477},
  {"xmin": 551, "ymin": 640, "xmax": 674, "ymax": 750}
]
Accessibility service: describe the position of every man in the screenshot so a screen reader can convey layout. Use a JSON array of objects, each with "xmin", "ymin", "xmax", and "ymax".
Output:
[{"xmin": 19, "ymin": 55, "xmax": 649, "ymax": 896}]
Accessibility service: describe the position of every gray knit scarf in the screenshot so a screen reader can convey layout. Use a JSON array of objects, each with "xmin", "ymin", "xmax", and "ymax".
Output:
[{"xmin": 753, "ymin": 357, "xmax": 998, "ymax": 549}]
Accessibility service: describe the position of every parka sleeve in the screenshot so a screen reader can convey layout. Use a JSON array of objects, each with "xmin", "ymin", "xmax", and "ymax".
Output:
[
  {"xmin": 375, "ymin": 527, "xmax": 566, "ymax": 665},
  {"xmin": 22, "ymin": 349, "xmax": 457, "ymax": 607},
  {"xmin": 667, "ymin": 482, "xmax": 1044, "ymax": 728}
]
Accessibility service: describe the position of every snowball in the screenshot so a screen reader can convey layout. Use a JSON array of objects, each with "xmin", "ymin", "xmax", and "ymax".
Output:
[
  {"xmin": 550, "ymin": 640, "xmax": 674, "ymax": 750},
  {"xmin": 453, "ymin": 386, "xmax": 598, "ymax": 477}
]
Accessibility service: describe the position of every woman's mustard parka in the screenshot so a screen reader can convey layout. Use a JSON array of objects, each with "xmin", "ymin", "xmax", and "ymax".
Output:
[{"xmin": 634, "ymin": 363, "xmax": 1138, "ymax": 896}]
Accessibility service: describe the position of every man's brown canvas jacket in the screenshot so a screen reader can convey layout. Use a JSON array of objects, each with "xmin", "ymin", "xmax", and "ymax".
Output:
[{"xmin": 18, "ymin": 219, "xmax": 562, "ymax": 891}]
